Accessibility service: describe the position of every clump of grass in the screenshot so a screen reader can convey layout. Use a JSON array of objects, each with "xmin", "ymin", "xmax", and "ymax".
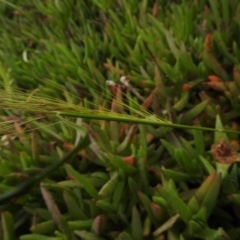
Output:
[{"xmin": 0, "ymin": 1, "xmax": 240, "ymax": 240}]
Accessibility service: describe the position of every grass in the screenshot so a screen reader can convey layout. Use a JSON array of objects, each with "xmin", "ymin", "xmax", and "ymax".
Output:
[{"xmin": 0, "ymin": 0, "xmax": 240, "ymax": 239}]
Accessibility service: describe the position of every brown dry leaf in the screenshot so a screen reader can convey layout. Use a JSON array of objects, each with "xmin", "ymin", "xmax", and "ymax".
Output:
[
  {"xmin": 107, "ymin": 85, "xmax": 118, "ymax": 95},
  {"xmin": 211, "ymin": 140, "xmax": 238, "ymax": 164},
  {"xmin": 63, "ymin": 142, "xmax": 87, "ymax": 158},
  {"xmin": 152, "ymin": 2, "xmax": 159, "ymax": 18},
  {"xmin": 123, "ymin": 155, "xmax": 135, "ymax": 165},
  {"xmin": 182, "ymin": 83, "xmax": 192, "ymax": 92},
  {"xmin": 202, "ymin": 82, "xmax": 226, "ymax": 91},
  {"xmin": 141, "ymin": 87, "xmax": 159, "ymax": 109},
  {"xmin": 111, "ymin": 98, "xmax": 118, "ymax": 112},
  {"xmin": 208, "ymin": 75, "xmax": 222, "ymax": 82},
  {"xmin": 204, "ymin": 33, "xmax": 212, "ymax": 53},
  {"xmin": 111, "ymin": 86, "xmax": 124, "ymax": 114}
]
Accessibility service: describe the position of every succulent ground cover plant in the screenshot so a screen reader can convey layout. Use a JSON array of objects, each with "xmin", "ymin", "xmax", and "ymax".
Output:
[{"xmin": 0, "ymin": 0, "xmax": 240, "ymax": 239}]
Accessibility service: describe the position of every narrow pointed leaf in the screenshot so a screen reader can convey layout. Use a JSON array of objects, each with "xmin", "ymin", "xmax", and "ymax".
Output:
[{"xmin": 158, "ymin": 188, "xmax": 191, "ymax": 224}]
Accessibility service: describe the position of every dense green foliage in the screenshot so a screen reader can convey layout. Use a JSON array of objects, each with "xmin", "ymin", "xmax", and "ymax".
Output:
[{"xmin": 0, "ymin": 0, "xmax": 240, "ymax": 239}]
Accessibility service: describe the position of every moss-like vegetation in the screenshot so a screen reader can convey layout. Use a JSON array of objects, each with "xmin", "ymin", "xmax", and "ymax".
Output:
[{"xmin": 0, "ymin": 1, "xmax": 240, "ymax": 239}]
